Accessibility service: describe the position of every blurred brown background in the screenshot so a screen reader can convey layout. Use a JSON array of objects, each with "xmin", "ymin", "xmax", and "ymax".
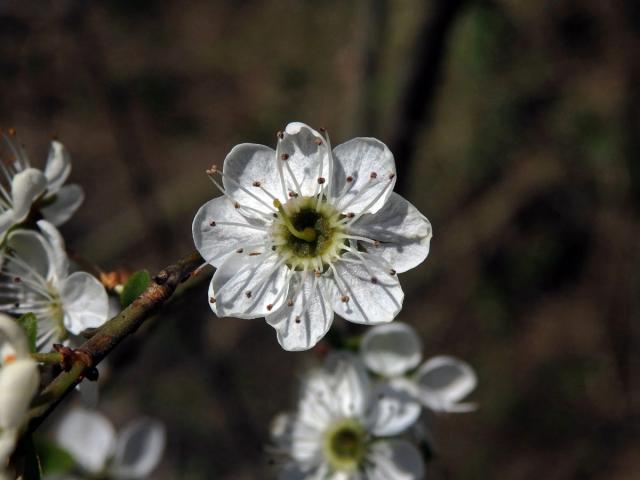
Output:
[{"xmin": 1, "ymin": 0, "xmax": 639, "ymax": 478}]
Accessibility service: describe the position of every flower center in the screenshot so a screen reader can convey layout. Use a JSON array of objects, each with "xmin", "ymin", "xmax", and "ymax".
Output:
[
  {"xmin": 272, "ymin": 196, "xmax": 345, "ymax": 270},
  {"xmin": 323, "ymin": 419, "xmax": 366, "ymax": 471}
]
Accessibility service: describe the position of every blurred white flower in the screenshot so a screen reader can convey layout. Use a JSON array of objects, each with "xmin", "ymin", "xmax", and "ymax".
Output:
[
  {"xmin": 270, "ymin": 354, "xmax": 425, "ymax": 479},
  {"xmin": 193, "ymin": 122, "xmax": 432, "ymax": 351},
  {"xmin": 360, "ymin": 322, "xmax": 477, "ymax": 413},
  {"xmin": 54, "ymin": 408, "xmax": 165, "ymax": 480},
  {"xmin": 0, "ymin": 314, "xmax": 40, "ymax": 471},
  {"xmin": 0, "ymin": 132, "xmax": 84, "ymax": 241},
  {"xmin": 0, "ymin": 220, "xmax": 109, "ymax": 351}
]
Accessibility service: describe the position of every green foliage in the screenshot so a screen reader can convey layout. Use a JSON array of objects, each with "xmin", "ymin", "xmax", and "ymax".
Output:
[
  {"xmin": 34, "ymin": 437, "xmax": 74, "ymax": 476},
  {"xmin": 17, "ymin": 313, "xmax": 38, "ymax": 353},
  {"xmin": 120, "ymin": 269, "xmax": 152, "ymax": 308}
]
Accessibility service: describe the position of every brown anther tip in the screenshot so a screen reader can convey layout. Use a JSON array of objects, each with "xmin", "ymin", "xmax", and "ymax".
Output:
[
  {"xmin": 341, "ymin": 295, "xmax": 350, "ymax": 303},
  {"xmin": 209, "ymin": 297, "xmax": 216, "ymax": 304},
  {"xmin": 319, "ymin": 127, "xmax": 326, "ymax": 132},
  {"xmin": 267, "ymin": 304, "xmax": 273, "ymax": 311},
  {"xmin": 154, "ymin": 271, "xmax": 169, "ymax": 285},
  {"xmin": 287, "ymin": 299, "xmax": 294, "ymax": 307},
  {"xmin": 314, "ymin": 270, "xmax": 321, "ymax": 277},
  {"xmin": 295, "ymin": 316, "xmax": 301, "ymax": 324},
  {"xmin": 373, "ymin": 240, "xmax": 380, "ymax": 247},
  {"xmin": 277, "ymin": 130, "xmax": 284, "ymax": 139},
  {"xmin": 370, "ymin": 172, "xmax": 378, "ymax": 179},
  {"xmin": 252, "ymin": 181, "xmax": 261, "ymax": 187},
  {"xmin": 245, "ymin": 291, "xmax": 252, "ymax": 298},
  {"xmin": 206, "ymin": 165, "xmax": 219, "ymax": 175},
  {"xmin": 389, "ymin": 269, "xmax": 397, "ymax": 276},
  {"xmin": 346, "ymin": 176, "xmax": 354, "ymax": 183},
  {"xmin": 281, "ymin": 153, "xmax": 289, "ymax": 160},
  {"xmin": 314, "ymin": 138, "xmax": 322, "ymax": 145},
  {"xmin": 389, "ymin": 173, "xmax": 396, "ymax": 179},
  {"xmin": 248, "ymin": 251, "xmax": 261, "ymax": 256},
  {"xmin": 236, "ymin": 248, "xmax": 244, "ymax": 253},
  {"xmin": 346, "ymin": 212, "xmax": 355, "ymax": 218},
  {"xmin": 317, "ymin": 177, "xmax": 326, "ymax": 184},
  {"xmin": 371, "ymin": 277, "xmax": 378, "ymax": 284},
  {"xmin": 234, "ymin": 202, "xmax": 240, "ymax": 209},
  {"xmin": 209, "ymin": 220, "xmax": 216, "ymax": 227},
  {"xmin": 13, "ymin": 277, "xmax": 20, "ymax": 283}
]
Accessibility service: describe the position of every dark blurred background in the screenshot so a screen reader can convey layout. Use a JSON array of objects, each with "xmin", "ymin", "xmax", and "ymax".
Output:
[{"xmin": 1, "ymin": 0, "xmax": 639, "ymax": 478}]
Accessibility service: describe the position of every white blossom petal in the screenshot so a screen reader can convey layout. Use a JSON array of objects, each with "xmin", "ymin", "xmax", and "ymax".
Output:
[
  {"xmin": 0, "ymin": 314, "xmax": 30, "ymax": 357},
  {"xmin": 366, "ymin": 383, "xmax": 421, "ymax": 437},
  {"xmin": 209, "ymin": 252, "xmax": 289, "ymax": 319},
  {"xmin": 11, "ymin": 168, "xmax": 47, "ymax": 222},
  {"xmin": 0, "ymin": 429, "xmax": 17, "ymax": 466},
  {"xmin": 266, "ymin": 274, "xmax": 334, "ymax": 351},
  {"xmin": 59, "ymin": 272, "xmax": 109, "ymax": 334},
  {"xmin": 55, "ymin": 408, "xmax": 116, "ymax": 474},
  {"xmin": 193, "ymin": 195, "xmax": 269, "ymax": 268},
  {"xmin": 6, "ymin": 229, "xmax": 55, "ymax": 281},
  {"xmin": 279, "ymin": 123, "xmax": 329, "ymax": 197},
  {"xmin": 44, "ymin": 141, "xmax": 72, "ymax": 194},
  {"xmin": 331, "ymin": 138, "xmax": 395, "ymax": 215},
  {"xmin": 36, "ymin": 220, "xmax": 69, "ymax": 278},
  {"xmin": 111, "ymin": 419, "xmax": 165, "ymax": 480},
  {"xmin": 331, "ymin": 253, "xmax": 403, "ymax": 325},
  {"xmin": 364, "ymin": 440, "xmax": 425, "ymax": 480},
  {"xmin": 0, "ymin": 211, "xmax": 14, "ymax": 243},
  {"xmin": 222, "ymin": 143, "xmax": 282, "ymax": 210},
  {"xmin": 0, "ymin": 359, "xmax": 39, "ymax": 430},
  {"xmin": 360, "ymin": 322, "xmax": 422, "ymax": 378},
  {"xmin": 41, "ymin": 184, "xmax": 84, "ymax": 226},
  {"xmin": 324, "ymin": 353, "xmax": 371, "ymax": 419},
  {"xmin": 350, "ymin": 193, "xmax": 432, "ymax": 274},
  {"xmin": 415, "ymin": 356, "xmax": 477, "ymax": 412}
]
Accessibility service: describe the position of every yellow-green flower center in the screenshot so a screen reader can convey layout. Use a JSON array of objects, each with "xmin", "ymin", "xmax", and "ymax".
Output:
[
  {"xmin": 323, "ymin": 419, "xmax": 367, "ymax": 471},
  {"xmin": 272, "ymin": 196, "xmax": 345, "ymax": 270}
]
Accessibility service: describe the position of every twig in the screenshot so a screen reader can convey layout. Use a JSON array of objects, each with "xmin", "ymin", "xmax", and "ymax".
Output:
[{"xmin": 25, "ymin": 250, "xmax": 204, "ymax": 433}]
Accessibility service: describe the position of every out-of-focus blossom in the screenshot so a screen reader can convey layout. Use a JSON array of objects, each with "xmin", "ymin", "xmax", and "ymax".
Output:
[
  {"xmin": 0, "ymin": 314, "xmax": 40, "ymax": 473},
  {"xmin": 0, "ymin": 220, "xmax": 108, "ymax": 351},
  {"xmin": 270, "ymin": 354, "xmax": 425, "ymax": 479},
  {"xmin": 54, "ymin": 408, "xmax": 165, "ymax": 480},
  {"xmin": 193, "ymin": 122, "xmax": 432, "ymax": 351},
  {"xmin": 0, "ymin": 132, "xmax": 84, "ymax": 241},
  {"xmin": 360, "ymin": 322, "xmax": 477, "ymax": 413}
]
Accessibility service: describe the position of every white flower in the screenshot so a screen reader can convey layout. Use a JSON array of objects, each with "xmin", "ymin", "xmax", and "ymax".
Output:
[
  {"xmin": 0, "ymin": 132, "xmax": 84, "ymax": 241},
  {"xmin": 360, "ymin": 323, "xmax": 477, "ymax": 413},
  {"xmin": 0, "ymin": 314, "xmax": 40, "ymax": 470},
  {"xmin": 54, "ymin": 408, "xmax": 165, "ymax": 480},
  {"xmin": 193, "ymin": 122, "xmax": 432, "ymax": 351},
  {"xmin": 0, "ymin": 220, "xmax": 109, "ymax": 351},
  {"xmin": 270, "ymin": 354, "xmax": 425, "ymax": 479}
]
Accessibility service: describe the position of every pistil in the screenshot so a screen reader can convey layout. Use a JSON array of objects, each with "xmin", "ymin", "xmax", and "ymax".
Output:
[{"xmin": 273, "ymin": 199, "xmax": 317, "ymax": 242}]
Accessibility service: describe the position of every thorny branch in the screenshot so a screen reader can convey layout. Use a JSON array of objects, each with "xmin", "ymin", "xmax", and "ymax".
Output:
[{"xmin": 25, "ymin": 251, "xmax": 204, "ymax": 434}]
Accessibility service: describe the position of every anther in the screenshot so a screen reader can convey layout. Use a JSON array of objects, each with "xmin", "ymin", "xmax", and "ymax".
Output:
[
  {"xmin": 319, "ymin": 127, "xmax": 326, "ymax": 132},
  {"xmin": 234, "ymin": 202, "xmax": 240, "ymax": 209},
  {"xmin": 317, "ymin": 177, "xmax": 326, "ymax": 184},
  {"xmin": 371, "ymin": 277, "xmax": 378, "ymax": 284},
  {"xmin": 13, "ymin": 277, "xmax": 20, "ymax": 283},
  {"xmin": 277, "ymin": 130, "xmax": 284, "ymax": 139},
  {"xmin": 346, "ymin": 175, "xmax": 354, "ymax": 183},
  {"xmin": 346, "ymin": 212, "xmax": 355, "ymax": 218},
  {"xmin": 295, "ymin": 316, "xmax": 301, "ymax": 324},
  {"xmin": 248, "ymin": 252, "xmax": 261, "ymax": 256},
  {"xmin": 236, "ymin": 248, "xmax": 244, "ymax": 253},
  {"xmin": 209, "ymin": 297, "xmax": 216, "ymax": 304},
  {"xmin": 370, "ymin": 172, "xmax": 378, "ymax": 179},
  {"xmin": 373, "ymin": 240, "xmax": 380, "ymax": 247},
  {"xmin": 287, "ymin": 299, "xmax": 294, "ymax": 307},
  {"xmin": 245, "ymin": 291, "xmax": 252, "ymax": 298},
  {"xmin": 341, "ymin": 295, "xmax": 350, "ymax": 303},
  {"xmin": 267, "ymin": 304, "xmax": 273, "ymax": 311},
  {"xmin": 209, "ymin": 220, "xmax": 216, "ymax": 227},
  {"xmin": 271, "ymin": 245, "xmax": 276, "ymax": 251},
  {"xmin": 389, "ymin": 173, "xmax": 396, "ymax": 179},
  {"xmin": 288, "ymin": 191, "xmax": 298, "ymax": 198},
  {"xmin": 281, "ymin": 153, "xmax": 289, "ymax": 160},
  {"xmin": 314, "ymin": 138, "xmax": 322, "ymax": 145},
  {"xmin": 206, "ymin": 165, "xmax": 219, "ymax": 175},
  {"xmin": 314, "ymin": 270, "xmax": 321, "ymax": 277},
  {"xmin": 389, "ymin": 269, "xmax": 396, "ymax": 276},
  {"xmin": 252, "ymin": 181, "xmax": 261, "ymax": 187}
]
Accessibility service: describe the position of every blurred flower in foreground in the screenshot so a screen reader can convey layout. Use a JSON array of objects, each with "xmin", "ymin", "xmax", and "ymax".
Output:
[
  {"xmin": 52, "ymin": 408, "xmax": 165, "ymax": 480},
  {"xmin": 0, "ymin": 131, "xmax": 84, "ymax": 241},
  {"xmin": 0, "ymin": 220, "xmax": 109, "ymax": 351},
  {"xmin": 361, "ymin": 322, "xmax": 477, "ymax": 413},
  {"xmin": 0, "ymin": 314, "xmax": 39, "ymax": 472},
  {"xmin": 270, "ymin": 354, "xmax": 425, "ymax": 479},
  {"xmin": 193, "ymin": 122, "xmax": 432, "ymax": 351}
]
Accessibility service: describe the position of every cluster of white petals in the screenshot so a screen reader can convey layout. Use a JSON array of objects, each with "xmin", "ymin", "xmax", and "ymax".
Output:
[
  {"xmin": 0, "ymin": 220, "xmax": 109, "ymax": 351},
  {"xmin": 51, "ymin": 408, "xmax": 165, "ymax": 480},
  {"xmin": 193, "ymin": 122, "xmax": 432, "ymax": 351},
  {"xmin": 270, "ymin": 354, "xmax": 425, "ymax": 479},
  {"xmin": 0, "ymin": 314, "xmax": 39, "ymax": 475},
  {"xmin": 360, "ymin": 322, "xmax": 477, "ymax": 413},
  {"xmin": 0, "ymin": 133, "xmax": 84, "ymax": 241}
]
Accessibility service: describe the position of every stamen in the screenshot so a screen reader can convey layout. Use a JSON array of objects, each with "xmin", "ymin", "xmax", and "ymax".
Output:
[
  {"xmin": 207, "ymin": 220, "xmax": 268, "ymax": 232},
  {"xmin": 207, "ymin": 165, "xmax": 276, "ymax": 214}
]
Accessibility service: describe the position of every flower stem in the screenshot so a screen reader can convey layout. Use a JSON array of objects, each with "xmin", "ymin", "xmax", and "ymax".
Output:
[
  {"xmin": 273, "ymin": 199, "xmax": 317, "ymax": 242},
  {"xmin": 31, "ymin": 352, "xmax": 63, "ymax": 364}
]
